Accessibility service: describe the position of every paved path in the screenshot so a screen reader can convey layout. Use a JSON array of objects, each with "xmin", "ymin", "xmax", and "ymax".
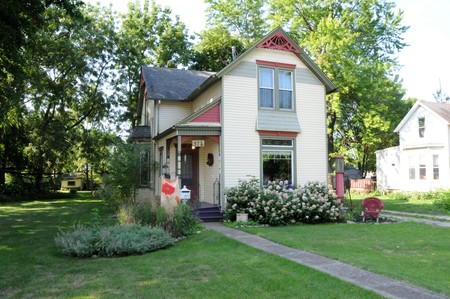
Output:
[
  {"xmin": 204, "ymin": 223, "xmax": 449, "ymax": 299},
  {"xmin": 381, "ymin": 210, "xmax": 450, "ymax": 227}
]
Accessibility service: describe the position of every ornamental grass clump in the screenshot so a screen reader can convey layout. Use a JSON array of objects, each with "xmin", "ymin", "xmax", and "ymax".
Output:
[
  {"xmin": 225, "ymin": 179, "xmax": 344, "ymax": 226},
  {"xmin": 54, "ymin": 224, "xmax": 174, "ymax": 258}
]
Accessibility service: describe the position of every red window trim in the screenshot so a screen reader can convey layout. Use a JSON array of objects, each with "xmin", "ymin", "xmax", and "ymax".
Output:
[
  {"xmin": 258, "ymin": 130, "xmax": 298, "ymax": 137},
  {"xmin": 256, "ymin": 60, "xmax": 296, "ymax": 69}
]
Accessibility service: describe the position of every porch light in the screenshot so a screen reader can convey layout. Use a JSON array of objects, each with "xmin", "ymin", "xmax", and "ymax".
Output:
[{"xmin": 191, "ymin": 144, "xmax": 195, "ymax": 150}]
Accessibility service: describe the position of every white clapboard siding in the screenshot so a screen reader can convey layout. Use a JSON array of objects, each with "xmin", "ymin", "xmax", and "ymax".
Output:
[
  {"xmin": 192, "ymin": 81, "xmax": 222, "ymax": 111},
  {"xmin": 296, "ymin": 83, "xmax": 328, "ymax": 185},
  {"xmin": 198, "ymin": 139, "xmax": 221, "ymax": 203},
  {"xmin": 158, "ymin": 101, "xmax": 192, "ymax": 133},
  {"xmin": 222, "ymin": 75, "xmax": 260, "ymax": 188}
]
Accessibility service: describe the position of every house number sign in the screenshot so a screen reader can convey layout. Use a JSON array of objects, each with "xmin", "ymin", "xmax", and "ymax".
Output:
[{"xmin": 192, "ymin": 140, "xmax": 205, "ymax": 147}]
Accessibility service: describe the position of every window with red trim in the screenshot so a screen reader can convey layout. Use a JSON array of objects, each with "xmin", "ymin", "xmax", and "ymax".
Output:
[{"xmin": 258, "ymin": 64, "xmax": 294, "ymax": 111}]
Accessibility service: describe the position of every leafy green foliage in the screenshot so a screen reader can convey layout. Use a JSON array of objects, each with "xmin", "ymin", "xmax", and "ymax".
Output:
[
  {"xmin": 96, "ymin": 143, "xmax": 140, "ymax": 211},
  {"xmin": 54, "ymin": 224, "xmax": 174, "ymax": 257},
  {"xmin": 119, "ymin": 202, "xmax": 199, "ymax": 238}
]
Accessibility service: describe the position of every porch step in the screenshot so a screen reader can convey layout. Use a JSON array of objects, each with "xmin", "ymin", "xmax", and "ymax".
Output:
[{"xmin": 194, "ymin": 205, "xmax": 224, "ymax": 223}]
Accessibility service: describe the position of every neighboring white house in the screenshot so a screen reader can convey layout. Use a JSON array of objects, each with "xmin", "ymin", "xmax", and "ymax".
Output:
[
  {"xmin": 376, "ymin": 100, "xmax": 450, "ymax": 192},
  {"xmin": 129, "ymin": 27, "xmax": 337, "ymax": 207}
]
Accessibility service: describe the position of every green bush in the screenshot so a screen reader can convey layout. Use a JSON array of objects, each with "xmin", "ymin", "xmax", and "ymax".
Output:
[
  {"xmin": 224, "ymin": 176, "xmax": 261, "ymax": 221},
  {"xmin": 118, "ymin": 203, "xmax": 199, "ymax": 238},
  {"xmin": 432, "ymin": 189, "xmax": 450, "ymax": 211},
  {"xmin": 54, "ymin": 224, "xmax": 174, "ymax": 258},
  {"xmin": 225, "ymin": 179, "xmax": 344, "ymax": 226}
]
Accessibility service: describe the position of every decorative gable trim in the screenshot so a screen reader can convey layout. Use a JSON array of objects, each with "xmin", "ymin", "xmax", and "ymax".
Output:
[
  {"xmin": 257, "ymin": 32, "xmax": 301, "ymax": 54},
  {"xmin": 256, "ymin": 60, "xmax": 296, "ymax": 69}
]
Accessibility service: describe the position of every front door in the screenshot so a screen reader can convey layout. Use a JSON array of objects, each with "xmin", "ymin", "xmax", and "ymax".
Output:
[{"xmin": 180, "ymin": 150, "xmax": 198, "ymax": 200}]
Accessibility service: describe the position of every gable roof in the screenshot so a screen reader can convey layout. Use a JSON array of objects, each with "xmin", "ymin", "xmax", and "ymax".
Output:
[
  {"xmin": 216, "ymin": 27, "xmax": 337, "ymax": 94},
  {"xmin": 394, "ymin": 100, "xmax": 450, "ymax": 132},
  {"xmin": 141, "ymin": 66, "xmax": 214, "ymax": 101}
]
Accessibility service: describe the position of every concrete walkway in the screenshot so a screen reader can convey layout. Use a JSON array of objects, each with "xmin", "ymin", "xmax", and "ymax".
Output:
[
  {"xmin": 381, "ymin": 210, "xmax": 450, "ymax": 227},
  {"xmin": 204, "ymin": 223, "xmax": 449, "ymax": 299}
]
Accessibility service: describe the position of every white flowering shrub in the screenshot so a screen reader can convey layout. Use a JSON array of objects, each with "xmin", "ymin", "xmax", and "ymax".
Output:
[
  {"xmin": 225, "ymin": 177, "xmax": 261, "ymax": 221},
  {"xmin": 225, "ymin": 179, "xmax": 344, "ymax": 226}
]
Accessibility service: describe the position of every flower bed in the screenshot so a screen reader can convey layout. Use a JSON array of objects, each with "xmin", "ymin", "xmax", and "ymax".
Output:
[{"xmin": 225, "ymin": 178, "xmax": 344, "ymax": 226}]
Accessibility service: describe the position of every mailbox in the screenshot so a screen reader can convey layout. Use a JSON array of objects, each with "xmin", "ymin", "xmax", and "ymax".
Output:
[{"xmin": 180, "ymin": 185, "xmax": 191, "ymax": 204}]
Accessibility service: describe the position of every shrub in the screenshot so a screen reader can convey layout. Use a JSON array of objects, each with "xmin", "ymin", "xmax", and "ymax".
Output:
[
  {"xmin": 118, "ymin": 203, "xmax": 199, "ymax": 238},
  {"xmin": 225, "ymin": 179, "xmax": 344, "ymax": 226},
  {"xmin": 54, "ymin": 224, "xmax": 174, "ymax": 258},
  {"xmin": 432, "ymin": 189, "xmax": 450, "ymax": 211},
  {"xmin": 155, "ymin": 205, "xmax": 199, "ymax": 238},
  {"xmin": 225, "ymin": 176, "xmax": 261, "ymax": 220}
]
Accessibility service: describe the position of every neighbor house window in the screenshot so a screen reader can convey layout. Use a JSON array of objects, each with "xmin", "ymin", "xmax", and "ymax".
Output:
[
  {"xmin": 433, "ymin": 155, "xmax": 439, "ymax": 180},
  {"xmin": 261, "ymin": 138, "xmax": 294, "ymax": 186},
  {"xmin": 258, "ymin": 63, "xmax": 294, "ymax": 111},
  {"xmin": 408, "ymin": 156, "xmax": 416, "ymax": 179},
  {"xmin": 419, "ymin": 155, "xmax": 426, "ymax": 180},
  {"xmin": 418, "ymin": 117, "xmax": 425, "ymax": 138}
]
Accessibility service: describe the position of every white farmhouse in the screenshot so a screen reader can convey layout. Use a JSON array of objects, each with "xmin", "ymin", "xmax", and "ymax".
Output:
[
  {"xmin": 376, "ymin": 100, "xmax": 450, "ymax": 192},
  {"xmin": 129, "ymin": 27, "xmax": 337, "ymax": 218}
]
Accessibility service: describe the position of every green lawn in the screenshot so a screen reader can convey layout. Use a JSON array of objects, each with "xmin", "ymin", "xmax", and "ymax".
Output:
[
  {"xmin": 241, "ymin": 222, "xmax": 450, "ymax": 296},
  {"xmin": 346, "ymin": 194, "xmax": 450, "ymax": 216},
  {"xmin": 0, "ymin": 195, "xmax": 379, "ymax": 298}
]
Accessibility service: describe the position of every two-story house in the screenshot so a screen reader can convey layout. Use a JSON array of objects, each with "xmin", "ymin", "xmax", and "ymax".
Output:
[
  {"xmin": 376, "ymin": 100, "xmax": 450, "ymax": 192},
  {"xmin": 130, "ymin": 27, "xmax": 337, "ymax": 209}
]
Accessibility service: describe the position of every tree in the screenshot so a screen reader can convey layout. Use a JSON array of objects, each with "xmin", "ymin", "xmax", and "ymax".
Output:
[
  {"xmin": 433, "ymin": 81, "xmax": 450, "ymax": 103},
  {"xmin": 191, "ymin": 24, "xmax": 245, "ymax": 72},
  {"xmin": 0, "ymin": 0, "xmax": 82, "ymax": 187},
  {"xmin": 114, "ymin": 0, "xmax": 192, "ymax": 128},
  {"xmin": 268, "ymin": 0, "xmax": 409, "ymax": 173},
  {"xmin": 205, "ymin": 0, "xmax": 268, "ymax": 47},
  {"xmin": 22, "ymin": 3, "xmax": 116, "ymax": 191}
]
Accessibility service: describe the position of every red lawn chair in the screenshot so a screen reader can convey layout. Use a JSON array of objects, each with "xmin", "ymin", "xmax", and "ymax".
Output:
[{"xmin": 361, "ymin": 197, "xmax": 384, "ymax": 223}]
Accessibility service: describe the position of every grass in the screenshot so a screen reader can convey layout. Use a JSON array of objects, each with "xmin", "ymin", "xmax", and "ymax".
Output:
[
  {"xmin": 241, "ymin": 222, "xmax": 450, "ymax": 296},
  {"xmin": 345, "ymin": 193, "xmax": 450, "ymax": 216},
  {"xmin": 0, "ymin": 195, "xmax": 380, "ymax": 298}
]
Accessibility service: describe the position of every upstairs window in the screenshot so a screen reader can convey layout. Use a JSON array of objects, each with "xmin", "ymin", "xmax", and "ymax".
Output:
[
  {"xmin": 258, "ymin": 61, "xmax": 295, "ymax": 111},
  {"xmin": 418, "ymin": 117, "xmax": 425, "ymax": 138},
  {"xmin": 259, "ymin": 68, "xmax": 274, "ymax": 108}
]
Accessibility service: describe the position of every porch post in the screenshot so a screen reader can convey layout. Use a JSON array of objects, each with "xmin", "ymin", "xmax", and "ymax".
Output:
[{"xmin": 177, "ymin": 135, "xmax": 182, "ymax": 178}]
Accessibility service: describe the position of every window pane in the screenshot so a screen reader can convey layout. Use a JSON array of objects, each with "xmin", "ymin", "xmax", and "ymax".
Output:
[
  {"xmin": 262, "ymin": 151, "xmax": 292, "ymax": 185},
  {"xmin": 262, "ymin": 139, "xmax": 293, "ymax": 147},
  {"xmin": 409, "ymin": 156, "xmax": 416, "ymax": 180},
  {"xmin": 279, "ymin": 90, "xmax": 292, "ymax": 109},
  {"xmin": 260, "ymin": 89, "xmax": 274, "ymax": 108},
  {"xmin": 418, "ymin": 117, "xmax": 425, "ymax": 138},
  {"xmin": 419, "ymin": 156, "xmax": 426, "ymax": 180},
  {"xmin": 433, "ymin": 155, "xmax": 439, "ymax": 180},
  {"xmin": 279, "ymin": 71, "xmax": 292, "ymax": 89},
  {"xmin": 259, "ymin": 68, "xmax": 273, "ymax": 88}
]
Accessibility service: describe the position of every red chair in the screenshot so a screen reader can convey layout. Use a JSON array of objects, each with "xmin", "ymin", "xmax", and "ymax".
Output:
[{"xmin": 361, "ymin": 197, "xmax": 384, "ymax": 222}]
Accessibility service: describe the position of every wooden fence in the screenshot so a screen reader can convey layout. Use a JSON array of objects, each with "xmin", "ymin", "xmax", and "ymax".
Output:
[{"xmin": 349, "ymin": 178, "xmax": 376, "ymax": 193}]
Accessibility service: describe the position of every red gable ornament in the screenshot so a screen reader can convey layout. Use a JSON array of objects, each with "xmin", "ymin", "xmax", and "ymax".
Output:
[{"xmin": 257, "ymin": 32, "xmax": 301, "ymax": 54}]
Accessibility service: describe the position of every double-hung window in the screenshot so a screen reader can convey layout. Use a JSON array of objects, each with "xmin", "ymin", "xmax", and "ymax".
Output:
[
  {"xmin": 258, "ymin": 62, "xmax": 294, "ymax": 111},
  {"xmin": 259, "ymin": 68, "xmax": 274, "ymax": 108},
  {"xmin": 418, "ymin": 117, "xmax": 425, "ymax": 138}
]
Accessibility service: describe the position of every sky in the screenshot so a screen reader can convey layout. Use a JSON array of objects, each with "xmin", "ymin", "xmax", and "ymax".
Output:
[{"xmin": 88, "ymin": 0, "xmax": 450, "ymax": 102}]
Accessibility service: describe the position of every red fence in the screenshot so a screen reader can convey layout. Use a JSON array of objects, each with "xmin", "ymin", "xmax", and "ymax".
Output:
[{"xmin": 350, "ymin": 179, "xmax": 376, "ymax": 193}]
